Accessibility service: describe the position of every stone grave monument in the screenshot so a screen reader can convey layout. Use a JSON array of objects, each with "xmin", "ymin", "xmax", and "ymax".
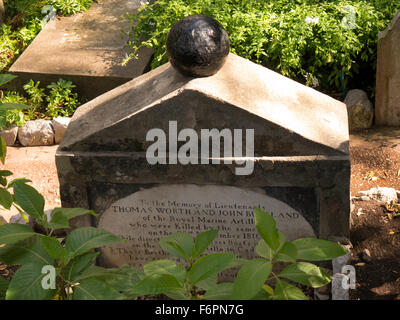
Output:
[
  {"xmin": 56, "ymin": 15, "xmax": 350, "ymax": 271},
  {"xmin": 375, "ymin": 10, "xmax": 400, "ymax": 126}
]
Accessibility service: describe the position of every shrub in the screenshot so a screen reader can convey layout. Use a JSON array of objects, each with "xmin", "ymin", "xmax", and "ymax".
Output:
[
  {"xmin": 45, "ymin": 78, "xmax": 80, "ymax": 118},
  {"xmin": 124, "ymin": 0, "xmax": 400, "ymax": 96},
  {"xmin": 126, "ymin": 208, "xmax": 348, "ymax": 300}
]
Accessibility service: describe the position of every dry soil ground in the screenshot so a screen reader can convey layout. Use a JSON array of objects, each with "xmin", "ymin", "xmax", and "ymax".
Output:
[{"xmin": 1, "ymin": 126, "xmax": 400, "ymax": 299}]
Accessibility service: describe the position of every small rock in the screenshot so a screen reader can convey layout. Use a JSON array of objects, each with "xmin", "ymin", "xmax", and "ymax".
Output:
[
  {"xmin": 359, "ymin": 249, "xmax": 372, "ymax": 263},
  {"xmin": 359, "ymin": 187, "xmax": 399, "ymax": 204},
  {"xmin": 314, "ymin": 285, "xmax": 330, "ymax": 300},
  {"xmin": 52, "ymin": 117, "xmax": 71, "ymax": 144},
  {"xmin": 0, "ymin": 125, "xmax": 18, "ymax": 146},
  {"xmin": 9, "ymin": 213, "xmax": 28, "ymax": 225},
  {"xmin": 18, "ymin": 119, "xmax": 54, "ymax": 146},
  {"xmin": 344, "ymin": 89, "xmax": 373, "ymax": 131}
]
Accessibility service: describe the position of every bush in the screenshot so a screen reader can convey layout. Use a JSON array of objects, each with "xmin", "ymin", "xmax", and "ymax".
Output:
[{"xmin": 124, "ymin": 0, "xmax": 400, "ymax": 96}]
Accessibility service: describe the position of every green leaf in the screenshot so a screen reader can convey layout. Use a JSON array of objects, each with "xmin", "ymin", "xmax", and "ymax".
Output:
[
  {"xmin": 192, "ymin": 229, "xmax": 218, "ymax": 258},
  {"xmin": 41, "ymin": 236, "xmax": 66, "ymax": 260},
  {"xmin": 0, "ymin": 235, "xmax": 53, "ymax": 266},
  {"xmin": 165, "ymin": 289, "xmax": 190, "ymax": 300},
  {"xmin": 188, "ymin": 253, "xmax": 235, "ymax": 285},
  {"xmin": 254, "ymin": 208, "xmax": 280, "ymax": 251},
  {"xmin": 0, "ymin": 74, "xmax": 17, "ymax": 87},
  {"xmin": 129, "ymin": 274, "xmax": 183, "ymax": 296},
  {"xmin": 73, "ymin": 265, "xmax": 125, "ymax": 282},
  {"xmin": 0, "ymin": 188, "xmax": 13, "ymax": 209},
  {"xmin": 293, "ymin": 238, "xmax": 348, "ymax": 261},
  {"xmin": 203, "ymin": 283, "xmax": 233, "ymax": 300},
  {"xmin": 279, "ymin": 262, "xmax": 331, "ymax": 288},
  {"xmin": 196, "ymin": 273, "xmax": 218, "ymax": 291},
  {"xmin": 0, "ymin": 223, "xmax": 36, "ymax": 245},
  {"xmin": 13, "ymin": 182, "xmax": 44, "ymax": 220},
  {"xmin": 102, "ymin": 265, "xmax": 144, "ymax": 292},
  {"xmin": 65, "ymin": 227, "xmax": 124, "ymax": 259},
  {"xmin": 231, "ymin": 259, "xmax": 272, "ymax": 300},
  {"xmin": 0, "ymin": 277, "xmax": 9, "ymax": 300},
  {"xmin": 6, "ymin": 263, "xmax": 57, "ymax": 300},
  {"xmin": 0, "ymin": 136, "xmax": 6, "ymax": 165},
  {"xmin": 0, "ymin": 170, "xmax": 13, "ymax": 177},
  {"xmin": 49, "ymin": 208, "xmax": 98, "ymax": 230},
  {"xmin": 72, "ymin": 278, "xmax": 124, "ymax": 300},
  {"xmin": 159, "ymin": 232, "xmax": 194, "ymax": 261},
  {"xmin": 0, "ymin": 103, "xmax": 34, "ymax": 110},
  {"xmin": 64, "ymin": 251, "xmax": 100, "ymax": 282},
  {"xmin": 275, "ymin": 242, "xmax": 298, "ymax": 263},
  {"xmin": 255, "ymin": 239, "xmax": 273, "ymax": 260},
  {"xmin": 7, "ymin": 178, "xmax": 32, "ymax": 188},
  {"xmin": 144, "ymin": 259, "xmax": 186, "ymax": 285},
  {"xmin": 274, "ymin": 279, "xmax": 308, "ymax": 300}
]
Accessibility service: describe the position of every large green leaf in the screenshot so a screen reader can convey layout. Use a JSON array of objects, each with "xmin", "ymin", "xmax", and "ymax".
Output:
[
  {"xmin": 279, "ymin": 262, "xmax": 331, "ymax": 288},
  {"xmin": 255, "ymin": 239, "xmax": 273, "ymax": 260},
  {"xmin": 0, "ymin": 223, "xmax": 36, "ymax": 245},
  {"xmin": 49, "ymin": 208, "xmax": 98, "ymax": 230},
  {"xmin": 254, "ymin": 208, "xmax": 280, "ymax": 251},
  {"xmin": 274, "ymin": 279, "xmax": 308, "ymax": 300},
  {"xmin": 188, "ymin": 253, "xmax": 235, "ymax": 285},
  {"xmin": 6, "ymin": 262, "xmax": 57, "ymax": 300},
  {"xmin": 129, "ymin": 274, "xmax": 183, "ymax": 296},
  {"xmin": 203, "ymin": 283, "xmax": 233, "ymax": 300},
  {"xmin": 293, "ymin": 238, "xmax": 348, "ymax": 261},
  {"xmin": 144, "ymin": 259, "xmax": 186, "ymax": 285},
  {"xmin": 192, "ymin": 229, "xmax": 218, "ymax": 258},
  {"xmin": 0, "ymin": 74, "xmax": 17, "ymax": 87},
  {"xmin": 102, "ymin": 265, "xmax": 144, "ymax": 292},
  {"xmin": 73, "ymin": 265, "xmax": 124, "ymax": 282},
  {"xmin": 13, "ymin": 182, "xmax": 44, "ymax": 220},
  {"xmin": 65, "ymin": 227, "xmax": 124, "ymax": 259},
  {"xmin": 64, "ymin": 251, "xmax": 99, "ymax": 283},
  {"xmin": 41, "ymin": 236, "xmax": 66, "ymax": 260},
  {"xmin": 72, "ymin": 278, "xmax": 124, "ymax": 300},
  {"xmin": 0, "ymin": 188, "xmax": 13, "ymax": 209},
  {"xmin": 231, "ymin": 259, "xmax": 272, "ymax": 300},
  {"xmin": 196, "ymin": 273, "xmax": 218, "ymax": 291},
  {"xmin": 0, "ymin": 235, "xmax": 53, "ymax": 266},
  {"xmin": 0, "ymin": 277, "xmax": 9, "ymax": 300},
  {"xmin": 159, "ymin": 232, "xmax": 194, "ymax": 261},
  {"xmin": 275, "ymin": 242, "xmax": 298, "ymax": 263}
]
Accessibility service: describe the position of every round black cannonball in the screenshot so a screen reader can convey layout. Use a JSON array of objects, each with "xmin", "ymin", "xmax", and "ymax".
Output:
[{"xmin": 166, "ymin": 15, "xmax": 230, "ymax": 77}]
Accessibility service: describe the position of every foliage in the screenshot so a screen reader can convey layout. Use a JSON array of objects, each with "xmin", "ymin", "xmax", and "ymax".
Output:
[
  {"xmin": 0, "ymin": 137, "xmax": 141, "ymax": 300},
  {"xmin": 0, "ymin": 77, "xmax": 81, "ymax": 129},
  {"xmin": 124, "ymin": 0, "xmax": 400, "ymax": 95},
  {"xmin": 45, "ymin": 78, "xmax": 80, "ymax": 118},
  {"xmin": 0, "ymin": 74, "xmax": 32, "ymax": 129},
  {"xmin": 127, "ymin": 208, "xmax": 348, "ymax": 300},
  {"xmin": 1, "ymin": 0, "xmax": 94, "ymax": 73}
]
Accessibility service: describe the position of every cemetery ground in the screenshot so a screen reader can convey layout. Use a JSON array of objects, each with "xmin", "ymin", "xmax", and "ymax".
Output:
[{"xmin": 1, "ymin": 127, "xmax": 400, "ymax": 300}]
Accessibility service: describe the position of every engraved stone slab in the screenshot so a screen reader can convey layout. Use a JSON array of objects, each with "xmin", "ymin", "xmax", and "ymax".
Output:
[{"xmin": 98, "ymin": 184, "xmax": 316, "ymax": 268}]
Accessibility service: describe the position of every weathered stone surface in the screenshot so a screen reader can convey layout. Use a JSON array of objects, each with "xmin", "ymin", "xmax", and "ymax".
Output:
[
  {"xmin": 375, "ymin": 10, "xmax": 400, "ymax": 126},
  {"xmin": 344, "ymin": 89, "xmax": 373, "ymax": 131},
  {"xmin": 18, "ymin": 120, "xmax": 54, "ymax": 146},
  {"xmin": 56, "ymin": 52, "xmax": 350, "ymax": 272},
  {"xmin": 167, "ymin": 15, "xmax": 230, "ymax": 77},
  {"xmin": 52, "ymin": 117, "xmax": 71, "ymax": 144},
  {"xmin": 9, "ymin": 0, "xmax": 153, "ymax": 100},
  {"xmin": 359, "ymin": 187, "xmax": 399, "ymax": 204},
  {"xmin": 0, "ymin": 125, "xmax": 18, "ymax": 146}
]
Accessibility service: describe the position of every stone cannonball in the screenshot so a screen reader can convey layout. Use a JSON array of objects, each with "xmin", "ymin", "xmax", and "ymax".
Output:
[{"xmin": 166, "ymin": 15, "xmax": 230, "ymax": 77}]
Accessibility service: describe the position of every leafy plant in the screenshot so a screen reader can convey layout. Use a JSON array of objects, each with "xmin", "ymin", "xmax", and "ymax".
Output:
[
  {"xmin": 126, "ymin": 208, "xmax": 348, "ymax": 300},
  {"xmin": 49, "ymin": 0, "xmax": 93, "ymax": 16},
  {"xmin": 0, "ymin": 74, "xmax": 32, "ymax": 129},
  {"xmin": 0, "ymin": 141, "xmax": 142, "ymax": 299},
  {"xmin": 124, "ymin": 0, "xmax": 400, "ymax": 95},
  {"xmin": 45, "ymin": 78, "xmax": 80, "ymax": 118}
]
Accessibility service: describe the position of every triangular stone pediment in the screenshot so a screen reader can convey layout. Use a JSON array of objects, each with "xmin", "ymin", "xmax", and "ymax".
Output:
[{"xmin": 60, "ymin": 53, "xmax": 349, "ymax": 157}]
